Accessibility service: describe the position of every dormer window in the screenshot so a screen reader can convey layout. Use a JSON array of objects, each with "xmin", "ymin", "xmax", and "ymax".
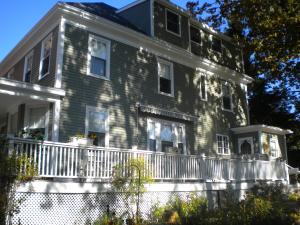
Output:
[
  {"xmin": 166, "ymin": 9, "xmax": 181, "ymax": 36},
  {"xmin": 212, "ymin": 36, "xmax": 222, "ymax": 53},
  {"xmin": 190, "ymin": 26, "xmax": 201, "ymax": 44}
]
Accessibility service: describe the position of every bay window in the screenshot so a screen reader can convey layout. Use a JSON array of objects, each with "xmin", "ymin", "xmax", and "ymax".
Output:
[{"xmin": 147, "ymin": 118, "xmax": 186, "ymax": 154}]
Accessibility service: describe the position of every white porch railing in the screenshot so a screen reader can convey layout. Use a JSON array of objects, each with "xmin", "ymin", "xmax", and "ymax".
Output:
[{"xmin": 9, "ymin": 138, "xmax": 288, "ymax": 182}]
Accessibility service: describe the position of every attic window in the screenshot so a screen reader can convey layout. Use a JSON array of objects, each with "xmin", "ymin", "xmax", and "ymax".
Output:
[
  {"xmin": 190, "ymin": 26, "xmax": 201, "ymax": 44},
  {"xmin": 212, "ymin": 36, "xmax": 222, "ymax": 53},
  {"xmin": 166, "ymin": 9, "xmax": 181, "ymax": 36}
]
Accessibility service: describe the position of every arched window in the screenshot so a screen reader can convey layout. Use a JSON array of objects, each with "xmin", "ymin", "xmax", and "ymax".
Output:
[{"xmin": 241, "ymin": 140, "xmax": 252, "ymax": 154}]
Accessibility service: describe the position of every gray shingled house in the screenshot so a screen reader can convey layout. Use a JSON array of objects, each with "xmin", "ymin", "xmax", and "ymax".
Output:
[{"xmin": 0, "ymin": 0, "xmax": 294, "ymax": 224}]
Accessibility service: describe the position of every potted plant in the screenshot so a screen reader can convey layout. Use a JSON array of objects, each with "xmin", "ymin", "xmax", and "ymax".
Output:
[{"xmin": 69, "ymin": 133, "xmax": 93, "ymax": 146}]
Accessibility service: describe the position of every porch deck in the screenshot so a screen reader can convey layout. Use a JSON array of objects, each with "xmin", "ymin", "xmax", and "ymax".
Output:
[{"xmin": 9, "ymin": 138, "xmax": 289, "ymax": 182}]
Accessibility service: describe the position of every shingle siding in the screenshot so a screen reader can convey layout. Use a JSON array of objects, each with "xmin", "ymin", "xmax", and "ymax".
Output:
[{"xmin": 60, "ymin": 23, "xmax": 248, "ymax": 155}]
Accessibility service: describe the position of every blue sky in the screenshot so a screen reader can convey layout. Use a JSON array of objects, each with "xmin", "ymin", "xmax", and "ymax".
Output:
[{"xmin": 0, "ymin": 0, "xmax": 187, "ymax": 62}]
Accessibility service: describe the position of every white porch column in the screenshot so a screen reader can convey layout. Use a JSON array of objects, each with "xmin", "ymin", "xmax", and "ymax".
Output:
[{"xmin": 52, "ymin": 100, "xmax": 61, "ymax": 142}]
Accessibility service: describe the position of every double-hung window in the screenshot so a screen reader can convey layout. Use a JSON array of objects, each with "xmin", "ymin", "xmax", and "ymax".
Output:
[
  {"xmin": 211, "ymin": 36, "xmax": 222, "ymax": 53},
  {"xmin": 147, "ymin": 118, "xmax": 186, "ymax": 154},
  {"xmin": 24, "ymin": 51, "xmax": 33, "ymax": 83},
  {"xmin": 217, "ymin": 135, "xmax": 230, "ymax": 155},
  {"xmin": 40, "ymin": 34, "xmax": 52, "ymax": 78},
  {"xmin": 87, "ymin": 35, "xmax": 111, "ymax": 79},
  {"xmin": 222, "ymin": 81, "xmax": 233, "ymax": 111},
  {"xmin": 27, "ymin": 106, "xmax": 49, "ymax": 139},
  {"xmin": 85, "ymin": 106, "xmax": 109, "ymax": 147},
  {"xmin": 190, "ymin": 26, "xmax": 201, "ymax": 44},
  {"xmin": 166, "ymin": 9, "xmax": 181, "ymax": 36},
  {"xmin": 158, "ymin": 58, "xmax": 174, "ymax": 96}
]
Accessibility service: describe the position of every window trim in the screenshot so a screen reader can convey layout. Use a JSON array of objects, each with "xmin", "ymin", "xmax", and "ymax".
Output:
[
  {"xmin": 190, "ymin": 25, "xmax": 201, "ymax": 45},
  {"xmin": 221, "ymin": 81, "xmax": 233, "ymax": 112},
  {"xmin": 23, "ymin": 51, "xmax": 34, "ymax": 82},
  {"xmin": 39, "ymin": 33, "xmax": 52, "ymax": 80},
  {"xmin": 85, "ymin": 105, "xmax": 109, "ymax": 147},
  {"xmin": 147, "ymin": 118, "xmax": 186, "ymax": 154},
  {"xmin": 7, "ymin": 68, "xmax": 14, "ymax": 79},
  {"xmin": 165, "ymin": 8, "xmax": 181, "ymax": 37},
  {"xmin": 87, "ymin": 34, "xmax": 111, "ymax": 80},
  {"xmin": 157, "ymin": 58, "xmax": 174, "ymax": 97},
  {"xmin": 216, "ymin": 134, "xmax": 230, "ymax": 155},
  {"xmin": 199, "ymin": 72, "xmax": 207, "ymax": 101}
]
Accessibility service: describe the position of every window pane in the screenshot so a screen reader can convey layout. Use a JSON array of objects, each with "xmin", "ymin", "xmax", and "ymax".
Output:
[
  {"xmin": 200, "ymin": 75, "xmax": 206, "ymax": 99},
  {"xmin": 161, "ymin": 124, "xmax": 172, "ymax": 141},
  {"xmin": 160, "ymin": 77, "xmax": 171, "ymax": 94},
  {"xmin": 223, "ymin": 136, "xmax": 229, "ymax": 154},
  {"xmin": 159, "ymin": 63, "xmax": 171, "ymax": 79},
  {"xmin": 41, "ymin": 56, "xmax": 50, "ymax": 76},
  {"xmin": 167, "ymin": 11, "xmax": 180, "ymax": 34},
  {"xmin": 190, "ymin": 26, "xmax": 200, "ymax": 43},
  {"xmin": 212, "ymin": 37, "xmax": 222, "ymax": 52},
  {"xmin": 149, "ymin": 139, "xmax": 156, "ymax": 151},
  {"xmin": 25, "ymin": 71, "xmax": 31, "ymax": 83},
  {"xmin": 29, "ymin": 107, "xmax": 46, "ymax": 129},
  {"xmin": 91, "ymin": 56, "xmax": 106, "ymax": 76},
  {"xmin": 162, "ymin": 141, "xmax": 173, "ymax": 152},
  {"xmin": 148, "ymin": 121, "xmax": 155, "ymax": 139},
  {"xmin": 88, "ymin": 111, "xmax": 106, "ymax": 133},
  {"xmin": 91, "ymin": 39, "xmax": 107, "ymax": 60},
  {"xmin": 178, "ymin": 143, "xmax": 184, "ymax": 154},
  {"xmin": 88, "ymin": 131, "xmax": 105, "ymax": 147},
  {"xmin": 177, "ymin": 126, "xmax": 183, "ymax": 143},
  {"xmin": 43, "ymin": 37, "xmax": 52, "ymax": 58},
  {"xmin": 223, "ymin": 97, "xmax": 231, "ymax": 110}
]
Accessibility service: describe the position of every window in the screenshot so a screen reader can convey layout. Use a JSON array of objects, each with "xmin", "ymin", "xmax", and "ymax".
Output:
[
  {"xmin": 39, "ymin": 34, "xmax": 52, "ymax": 78},
  {"xmin": 87, "ymin": 35, "xmax": 111, "ymax": 79},
  {"xmin": 217, "ymin": 135, "xmax": 230, "ymax": 155},
  {"xmin": 190, "ymin": 26, "xmax": 201, "ymax": 44},
  {"xmin": 85, "ymin": 106, "xmax": 109, "ymax": 147},
  {"xmin": 166, "ymin": 9, "xmax": 181, "ymax": 35},
  {"xmin": 158, "ymin": 58, "xmax": 174, "ymax": 96},
  {"xmin": 199, "ymin": 73, "xmax": 207, "ymax": 101},
  {"xmin": 238, "ymin": 137, "xmax": 254, "ymax": 154},
  {"xmin": 221, "ymin": 81, "xmax": 232, "ymax": 111},
  {"xmin": 28, "ymin": 106, "xmax": 48, "ymax": 137},
  {"xmin": 147, "ymin": 118, "xmax": 186, "ymax": 154},
  {"xmin": 211, "ymin": 36, "xmax": 222, "ymax": 53},
  {"xmin": 24, "ymin": 52, "xmax": 33, "ymax": 83}
]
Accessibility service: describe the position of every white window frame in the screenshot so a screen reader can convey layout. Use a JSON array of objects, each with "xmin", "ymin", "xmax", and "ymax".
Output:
[
  {"xmin": 190, "ymin": 25, "xmax": 201, "ymax": 45},
  {"xmin": 199, "ymin": 72, "xmax": 207, "ymax": 101},
  {"xmin": 23, "ymin": 51, "xmax": 34, "ymax": 82},
  {"xmin": 24, "ymin": 103, "xmax": 50, "ymax": 140},
  {"xmin": 238, "ymin": 137, "xmax": 254, "ymax": 154},
  {"xmin": 39, "ymin": 33, "xmax": 52, "ymax": 80},
  {"xmin": 147, "ymin": 118, "xmax": 186, "ymax": 154},
  {"xmin": 87, "ymin": 34, "xmax": 111, "ymax": 80},
  {"xmin": 157, "ymin": 58, "xmax": 174, "ymax": 97},
  {"xmin": 165, "ymin": 8, "xmax": 181, "ymax": 37},
  {"xmin": 85, "ymin": 105, "xmax": 109, "ymax": 147},
  {"xmin": 221, "ymin": 81, "xmax": 233, "ymax": 112},
  {"xmin": 216, "ymin": 134, "xmax": 230, "ymax": 155}
]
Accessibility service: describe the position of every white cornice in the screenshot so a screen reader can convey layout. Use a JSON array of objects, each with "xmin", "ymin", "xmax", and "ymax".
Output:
[
  {"xmin": 231, "ymin": 125, "xmax": 293, "ymax": 135},
  {"xmin": 61, "ymin": 3, "xmax": 253, "ymax": 84},
  {"xmin": 0, "ymin": 2, "xmax": 253, "ymax": 85}
]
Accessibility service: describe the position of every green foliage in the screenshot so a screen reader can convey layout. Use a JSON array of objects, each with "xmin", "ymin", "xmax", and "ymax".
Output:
[
  {"xmin": 186, "ymin": 0, "xmax": 300, "ymax": 148},
  {"xmin": 93, "ymin": 214, "xmax": 123, "ymax": 225},
  {"xmin": 288, "ymin": 191, "xmax": 300, "ymax": 201},
  {"xmin": 0, "ymin": 137, "xmax": 37, "ymax": 225}
]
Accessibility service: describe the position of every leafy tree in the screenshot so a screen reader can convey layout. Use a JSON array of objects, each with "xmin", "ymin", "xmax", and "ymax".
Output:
[{"xmin": 186, "ymin": 0, "xmax": 300, "ymax": 148}]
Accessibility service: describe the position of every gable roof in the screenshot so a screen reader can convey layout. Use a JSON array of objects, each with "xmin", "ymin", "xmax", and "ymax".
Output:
[{"xmin": 64, "ymin": 2, "xmax": 146, "ymax": 34}]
